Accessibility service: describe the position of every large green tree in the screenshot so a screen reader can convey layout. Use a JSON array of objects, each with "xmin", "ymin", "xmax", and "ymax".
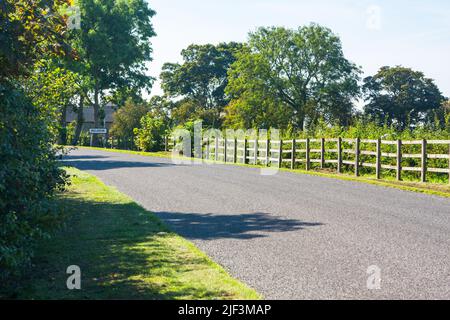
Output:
[
  {"xmin": 160, "ymin": 42, "xmax": 243, "ymax": 127},
  {"xmin": 225, "ymin": 24, "xmax": 361, "ymax": 130},
  {"xmin": 363, "ymin": 66, "xmax": 445, "ymax": 129},
  {"xmin": 69, "ymin": 0, "xmax": 156, "ymax": 145}
]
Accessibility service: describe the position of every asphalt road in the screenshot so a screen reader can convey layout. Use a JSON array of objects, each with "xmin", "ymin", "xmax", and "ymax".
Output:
[{"xmin": 63, "ymin": 148, "xmax": 450, "ymax": 299}]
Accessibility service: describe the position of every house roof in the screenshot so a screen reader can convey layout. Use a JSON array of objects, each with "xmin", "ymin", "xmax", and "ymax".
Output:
[{"xmin": 66, "ymin": 104, "xmax": 116, "ymax": 123}]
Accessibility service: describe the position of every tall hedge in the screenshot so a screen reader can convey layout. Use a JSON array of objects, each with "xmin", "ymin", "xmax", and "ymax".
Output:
[{"xmin": 0, "ymin": 82, "xmax": 67, "ymax": 289}]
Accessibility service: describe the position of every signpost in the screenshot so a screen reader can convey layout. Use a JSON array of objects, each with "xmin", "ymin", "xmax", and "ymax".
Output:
[
  {"xmin": 89, "ymin": 128, "xmax": 107, "ymax": 134},
  {"xmin": 89, "ymin": 128, "xmax": 108, "ymax": 147}
]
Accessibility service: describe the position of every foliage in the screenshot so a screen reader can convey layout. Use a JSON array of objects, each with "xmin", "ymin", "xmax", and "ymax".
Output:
[
  {"xmin": 68, "ymin": 0, "xmax": 156, "ymax": 145},
  {"xmin": 363, "ymin": 66, "xmax": 445, "ymax": 129},
  {"xmin": 25, "ymin": 60, "xmax": 81, "ymax": 144},
  {"xmin": 0, "ymin": 0, "xmax": 70, "ymax": 289},
  {"xmin": 225, "ymin": 24, "xmax": 361, "ymax": 130},
  {"xmin": 0, "ymin": 83, "xmax": 68, "ymax": 289},
  {"xmin": 160, "ymin": 42, "xmax": 243, "ymax": 127},
  {"xmin": 134, "ymin": 113, "xmax": 168, "ymax": 152},
  {"xmin": 110, "ymin": 98, "xmax": 150, "ymax": 149},
  {"xmin": 0, "ymin": 0, "xmax": 73, "ymax": 81}
]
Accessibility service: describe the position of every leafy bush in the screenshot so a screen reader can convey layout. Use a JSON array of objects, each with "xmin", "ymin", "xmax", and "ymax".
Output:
[
  {"xmin": 134, "ymin": 113, "xmax": 168, "ymax": 151},
  {"xmin": 0, "ymin": 82, "xmax": 67, "ymax": 291}
]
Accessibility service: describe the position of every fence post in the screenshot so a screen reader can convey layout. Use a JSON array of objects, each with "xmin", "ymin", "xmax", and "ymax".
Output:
[
  {"xmin": 305, "ymin": 138, "xmax": 310, "ymax": 171},
  {"xmin": 266, "ymin": 139, "xmax": 270, "ymax": 166},
  {"xmin": 234, "ymin": 138, "xmax": 237, "ymax": 163},
  {"xmin": 396, "ymin": 139, "xmax": 402, "ymax": 181},
  {"xmin": 448, "ymin": 142, "xmax": 450, "ymax": 185},
  {"xmin": 320, "ymin": 138, "xmax": 325, "ymax": 169},
  {"xmin": 206, "ymin": 138, "xmax": 210, "ymax": 160},
  {"xmin": 355, "ymin": 138, "xmax": 360, "ymax": 177},
  {"xmin": 337, "ymin": 137, "xmax": 342, "ymax": 173},
  {"xmin": 376, "ymin": 138, "xmax": 381, "ymax": 179},
  {"xmin": 243, "ymin": 138, "xmax": 247, "ymax": 164},
  {"xmin": 291, "ymin": 139, "xmax": 296, "ymax": 170},
  {"xmin": 278, "ymin": 140, "xmax": 283, "ymax": 169},
  {"xmin": 164, "ymin": 136, "xmax": 168, "ymax": 151},
  {"xmin": 224, "ymin": 138, "xmax": 227, "ymax": 163},
  {"xmin": 254, "ymin": 138, "xmax": 258, "ymax": 165},
  {"xmin": 215, "ymin": 137, "xmax": 219, "ymax": 161},
  {"xmin": 421, "ymin": 139, "xmax": 427, "ymax": 183}
]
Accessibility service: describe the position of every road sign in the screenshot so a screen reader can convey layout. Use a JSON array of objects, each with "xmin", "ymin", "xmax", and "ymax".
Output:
[{"xmin": 89, "ymin": 128, "xmax": 107, "ymax": 134}]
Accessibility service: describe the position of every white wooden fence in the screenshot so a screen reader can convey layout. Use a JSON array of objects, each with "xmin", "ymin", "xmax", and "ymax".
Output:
[{"xmin": 166, "ymin": 136, "xmax": 450, "ymax": 183}]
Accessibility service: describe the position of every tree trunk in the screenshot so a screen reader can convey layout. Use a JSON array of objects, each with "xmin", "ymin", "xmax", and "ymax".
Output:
[
  {"xmin": 297, "ymin": 112, "xmax": 305, "ymax": 131},
  {"xmin": 92, "ymin": 86, "xmax": 101, "ymax": 147},
  {"xmin": 58, "ymin": 105, "xmax": 67, "ymax": 145},
  {"xmin": 72, "ymin": 95, "xmax": 84, "ymax": 145}
]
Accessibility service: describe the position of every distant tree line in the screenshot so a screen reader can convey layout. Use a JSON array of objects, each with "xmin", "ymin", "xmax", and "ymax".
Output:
[{"xmin": 115, "ymin": 24, "xmax": 447, "ymax": 152}]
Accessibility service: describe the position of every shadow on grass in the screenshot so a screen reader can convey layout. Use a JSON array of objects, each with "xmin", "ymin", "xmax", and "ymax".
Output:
[
  {"xmin": 20, "ymin": 179, "xmax": 322, "ymax": 299},
  {"xmin": 21, "ymin": 197, "xmax": 226, "ymax": 299}
]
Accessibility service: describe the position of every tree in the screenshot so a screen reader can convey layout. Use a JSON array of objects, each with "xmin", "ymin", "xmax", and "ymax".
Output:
[
  {"xmin": 225, "ymin": 24, "xmax": 361, "ymax": 130},
  {"xmin": 109, "ymin": 98, "xmax": 150, "ymax": 149},
  {"xmin": 134, "ymin": 113, "xmax": 168, "ymax": 152},
  {"xmin": 147, "ymin": 95, "xmax": 173, "ymax": 121},
  {"xmin": 69, "ymin": 0, "xmax": 156, "ymax": 145},
  {"xmin": 422, "ymin": 99, "xmax": 450, "ymax": 130},
  {"xmin": 363, "ymin": 66, "xmax": 445, "ymax": 129},
  {"xmin": 160, "ymin": 42, "xmax": 243, "ymax": 127},
  {"xmin": 26, "ymin": 60, "xmax": 81, "ymax": 145},
  {"xmin": 0, "ymin": 0, "xmax": 73, "ymax": 82}
]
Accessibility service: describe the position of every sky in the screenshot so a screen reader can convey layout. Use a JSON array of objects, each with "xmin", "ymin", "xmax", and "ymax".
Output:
[{"xmin": 146, "ymin": 0, "xmax": 450, "ymax": 99}]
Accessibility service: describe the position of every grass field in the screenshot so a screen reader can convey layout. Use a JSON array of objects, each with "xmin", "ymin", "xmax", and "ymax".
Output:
[
  {"xmin": 72, "ymin": 146, "xmax": 450, "ymax": 198},
  {"xmin": 18, "ymin": 167, "xmax": 260, "ymax": 299}
]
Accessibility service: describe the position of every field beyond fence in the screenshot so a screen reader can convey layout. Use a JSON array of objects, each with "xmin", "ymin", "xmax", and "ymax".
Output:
[{"xmin": 166, "ymin": 136, "xmax": 450, "ymax": 184}]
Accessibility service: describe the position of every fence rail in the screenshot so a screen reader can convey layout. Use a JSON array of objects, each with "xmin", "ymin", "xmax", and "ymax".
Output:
[{"xmin": 166, "ymin": 136, "xmax": 450, "ymax": 184}]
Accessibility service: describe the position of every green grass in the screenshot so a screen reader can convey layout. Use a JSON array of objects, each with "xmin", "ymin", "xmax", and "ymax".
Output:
[
  {"xmin": 19, "ymin": 167, "xmax": 260, "ymax": 300},
  {"xmin": 73, "ymin": 146, "xmax": 450, "ymax": 198}
]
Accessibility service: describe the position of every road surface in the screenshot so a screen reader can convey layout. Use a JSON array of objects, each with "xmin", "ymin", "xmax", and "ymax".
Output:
[{"xmin": 63, "ymin": 148, "xmax": 450, "ymax": 299}]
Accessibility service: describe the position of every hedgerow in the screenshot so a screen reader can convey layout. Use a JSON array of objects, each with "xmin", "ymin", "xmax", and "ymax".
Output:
[{"xmin": 0, "ymin": 82, "xmax": 67, "ymax": 293}]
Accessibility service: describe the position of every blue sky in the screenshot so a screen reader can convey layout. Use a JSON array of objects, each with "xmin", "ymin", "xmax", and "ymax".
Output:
[{"xmin": 147, "ymin": 0, "xmax": 450, "ymax": 99}]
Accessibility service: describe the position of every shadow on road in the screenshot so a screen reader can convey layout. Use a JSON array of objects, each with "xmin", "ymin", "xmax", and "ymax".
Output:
[
  {"xmin": 155, "ymin": 211, "xmax": 323, "ymax": 240},
  {"xmin": 62, "ymin": 155, "xmax": 109, "ymax": 160},
  {"xmin": 62, "ymin": 158, "xmax": 177, "ymax": 170}
]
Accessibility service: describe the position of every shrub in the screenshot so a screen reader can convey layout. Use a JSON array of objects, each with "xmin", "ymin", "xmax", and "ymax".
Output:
[
  {"xmin": 0, "ymin": 82, "xmax": 67, "ymax": 291},
  {"xmin": 134, "ymin": 113, "xmax": 168, "ymax": 152}
]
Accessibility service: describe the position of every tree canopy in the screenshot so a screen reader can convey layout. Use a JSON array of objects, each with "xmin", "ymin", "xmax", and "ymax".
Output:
[
  {"xmin": 0, "ymin": 0, "xmax": 73, "ymax": 81},
  {"xmin": 68, "ymin": 0, "xmax": 156, "ymax": 144},
  {"xmin": 160, "ymin": 42, "xmax": 243, "ymax": 127},
  {"xmin": 363, "ymin": 66, "xmax": 445, "ymax": 129},
  {"xmin": 225, "ymin": 24, "xmax": 361, "ymax": 130}
]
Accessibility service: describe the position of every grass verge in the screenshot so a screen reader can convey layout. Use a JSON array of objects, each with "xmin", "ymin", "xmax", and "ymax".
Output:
[
  {"xmin": 19, "ymin": 167, "xmax": 260, "ymax": 299},
  {"xmin": 72, "ymin": 146, "xmax": 450, "ymax": 198}
]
